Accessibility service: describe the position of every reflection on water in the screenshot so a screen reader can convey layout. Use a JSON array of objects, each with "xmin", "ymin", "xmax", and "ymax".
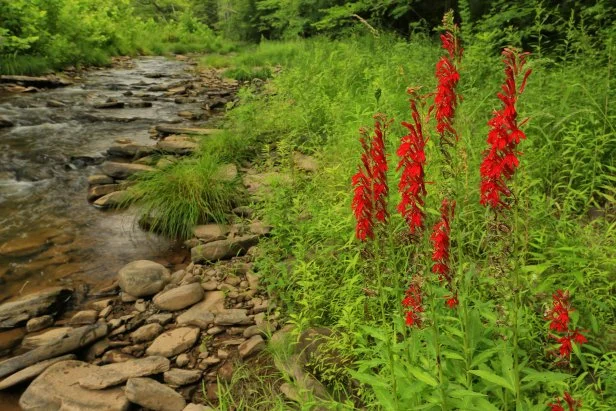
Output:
[{"xmin": 0, "ymin": 57, "xmax": 197, "ymax": 301}]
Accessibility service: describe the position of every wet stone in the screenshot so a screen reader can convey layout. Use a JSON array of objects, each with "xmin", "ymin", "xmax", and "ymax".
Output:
[{"xmin": 26, "ymin": 315, "xmax": 54, "ymax": 333}]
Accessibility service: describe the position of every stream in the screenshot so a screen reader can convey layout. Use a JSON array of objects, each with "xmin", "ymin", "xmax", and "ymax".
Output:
[{"xmin": 0, "ymin": 57, "xmax": 201, "ymax": 303}]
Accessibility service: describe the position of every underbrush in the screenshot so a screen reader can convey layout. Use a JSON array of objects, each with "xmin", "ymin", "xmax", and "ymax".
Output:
[{"xmin": 215, "ymin": 32, "xmax": 615, "ymax": 409}]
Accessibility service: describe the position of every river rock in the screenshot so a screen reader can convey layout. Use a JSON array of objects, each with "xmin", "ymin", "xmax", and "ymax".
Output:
[
  {"xmin": 101, "ymin": 161, "xmax": 155, "ymax": 179},
  {"xmin": 239, "ymin": 335, "xmax": 265, "ymax": 359},
  {"xmin": 153, "ymin": 283, "xmax": 204, "ymax": 311},
  {"xmin": 0, "ymin": 234, "xmax": 51, "ymax": 258},
  {"xmin": 155, "ymin": 124, "xmax": 221, "ymax": 136},
  {"xmin": 0, "ymin": 116, "xmax": 14, "ymax": 128},
  {"xmin": 176, "ymin": 291, "xmax": 225, "ymax": 329},
  {"xmin": 80, "ymin": 356, "xmax": 170, "ymax": 389},
  {"xmin": 157, "ymin": 135, "xmax": 198, "ymax": 154},
  {"xmin": 88, "ymin": 183, "xmax": 121, "ymax": 201},
  {"xmin": 0, "ymin": 75, "xmax": 72, "ymax": 88},
  {"xmin": 94, "ymin": 101, "xmax": 125, "ymax": 109},
  {"xmin": 21, "ymin": 327, "xmax": 72, "ymax": 350},
  {"xmin": 88, "ymin": 174, "xmax": 115, "ymax": 186},
  {"xmin": 19, "ymin": 360, "xmax": 129, "ymax": 411},
  {"xmin": 25, "ymin": 315, "xmax": 54, "ymax": 333},
  {"xmin": 0, "ymin": 328, "xmax": 25, "ymax": 355},
  {"xmin": 0, "ymin": 287, "xmax": 71, "ymax": 328},
  {"xmin": 146, "ymin": 327, "xmax": 200, "ymax": 358},
  {"xmin": 0, "ymin": 354, "xmax": 75, "ymax": 389},
  {"xmin": 214, "ymin": 309, "xmax": 251, "ymax": 326},
  {"xmin": 163, "ymin": 368, "xmax": 202, "ymax": 386},
  {"xmin": 192, "ymin": 224, "xmax": 228, "ymax": 243},
  {"xmin": 184, "ymin": 404, "xmax": 214, "ymax": 411},
  {"xmin": 118, "ymin": 260, "xmax": 170, "ymax": 297},
  {"xmin": 191, "ymin": 235, "xmax": 259, "ymax": 263},
  {"xmin": 107, "ymin": 142, "xmax": 155, "ymax": 159},
  {"xmin": 126, "ymin": 377, "xmax": 186, "ymax": 411},
  {"xmin": 93, "ymin": 190, "xmax": 130, "ymax": 209},
  {"xmin": 0, "ymin": 322, "xmax": 108, "ymax": 379},
  {"xmin": 249, "ymin": 221, "xmax": 273, "ymax": 236},
  {"xmin": 146, "ymin": 313, "xmax": 174, "ymax": 326},
  {"xmin": 131, "ymin": 323, "xmax": 163, "ymax": 343},
  {"xmin": 69, "ymin": 310, "xmax": 99, "ymax": 325}
]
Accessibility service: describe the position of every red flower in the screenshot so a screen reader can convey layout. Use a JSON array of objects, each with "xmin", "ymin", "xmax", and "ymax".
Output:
[
  {"xmin": 445, "ymin": 294, "xmax": 459, "ymax": 309},
  {"xmin": 431, "ymin": 12, "xmax": 462, "ymax": 148},
  {"xmin": 430, "ymin": 199, "xmax": 455, "ymax": 283},
  {"xmin": 480, "ymin": 48, "xmax": 532, "ymax": 209},
  {"xmin": 548, "ymin": 392, "xmax": 581, "ymax": 411},
  {"xmin": 351, "ymin": 115, "xmax": 392, "ymax": 241},
  {"xmin": 397, "ymin": 88, "xmax": 428, "ymax": 234},
  {"xmin": 545, "ymin": 290, "xmax": 587, "ymax": 362},
  {"xmin": 402, "ymin": 280, "xmax": 424, "ymax": 327}
]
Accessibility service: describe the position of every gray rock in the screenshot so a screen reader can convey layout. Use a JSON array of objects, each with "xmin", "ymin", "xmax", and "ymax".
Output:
[
  {"xmin": 146, "ymin": 313, "xmax": 174, "ymax": 326},
  {"xmin": 154, "ymin": 124, "xmax": 221, "ymax": 136},
  {"xmin": 21, "ymin": 327, "xmax": 72, "ymax": 350},
  {"xmin": 192, "ymin": 224, "xmax": 229, "ymax": 243},
  {"xmin": 157, "ymin": 135, "xmax": 198, "ymax": 154},
  {"xmin": 125, "ymin": 377, "xmax": 186, "ymax": 411},
  {"xmin": 93, "ymin": 190, "xmax": 130, "ymax": 209},
  {"xmin": 19, "ymin": 360, "xmax": 129, "ymax": 411},
  {"xmin": 191, "ymin": 235, "xmax": 259, "ymax": 263},
  {"xmin": 176, "ymin": 291, "xmax": 224, "ymax": 329},
  {"xmin": 146, "ymin": 327, "xmax": 200, "ymax": 358},
  {"xmin": 214, "ymin": 309, "xmax": 251, "ymax": 326},
  {"xmin": 131, "ymin": 323, "xmax": 163, "ymax": 343},
  {"xmin": 153, "ymin": 283, "xmax": 204, "ymax": 311},
  {"xmin": 88, "ymin": 174, "xmax": 114, "ymax": 186},
  {"xmin": 80, "ymin": 356, "xmax": 170, "ymax": 389},
  {"xmin": 100, "ymin": 161, "xmax": 155, "ymax": 179},
  {"xmin": 88, "ymin": 184, "xmax": 121, "ymax": 202},
  {"xmin": 118, "ymin": 260, "xmax": 170, "ymax": 297},
  {"xmin": 25, "ymin": 315, "xmax": 54, "ymax": 333},
  {"xmin": 69, "ymin": 310, "xmax": 99, "ymax": 325},
  {"xmin": 238, "ymin": 335, "xmax": 265, "ymax": 359},
  {"xmin": 163, "ymin": 368, "xmax": 202, "ymax": 387},
  {"xmin": 249, "ymin": 221, "xmax": 273, "ymax": 236},
  {"xmin": 107, "ymin": 141, "xmax": 154, "ymax": 159},
  {"xmin": 0, "ymin": 354, "xmax": 75, "ymax": 390}
]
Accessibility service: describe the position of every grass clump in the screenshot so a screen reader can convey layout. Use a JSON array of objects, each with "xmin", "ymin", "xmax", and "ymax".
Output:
[{"xmin": 125, "ymin": 152, "xmax": 239, "ymax": 239}]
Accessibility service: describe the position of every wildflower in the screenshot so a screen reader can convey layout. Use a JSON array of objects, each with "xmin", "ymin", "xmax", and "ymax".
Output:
[
  {"xmin": 351, "ymin": 115, "xmax": 392, "ymax": 241},
  {"xmin": 548, "ymin": 391, "xmax": 581, "ymax": 411},
  {"xmin": 445, "ymin": 294, "xmax": 459, "ymax": 309},
  {"xmin": 432, "ymin": 11, "xmax": 462, "ymax": 147},
  {"xmin": 402, "ymin": 280, "xmax": 424, "ymax": 327},
  {"xmin": 545, "ymin": 290, "xmax": 587, "ymax": 361},
  {"xmin": 430, "ymin": 199, "xmax": 455, "ymax": 284},
  {"xmin": 397, "ymin": 88, "xmax": 428, "ymax": 234},
  {"xmin": 480, "ymin": 47, "xmax": 532, "ymax": 209}
]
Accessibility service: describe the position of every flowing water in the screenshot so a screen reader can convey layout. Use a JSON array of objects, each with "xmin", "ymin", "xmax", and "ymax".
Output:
[{"xmin": 0, "ymin": 57, "xmax": 199, "ymax": 303}]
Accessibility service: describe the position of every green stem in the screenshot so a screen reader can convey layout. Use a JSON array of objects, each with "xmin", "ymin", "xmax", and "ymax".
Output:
[{"xmin": 431, "ymin": 301, "xmax": 448, "ymax": 411}]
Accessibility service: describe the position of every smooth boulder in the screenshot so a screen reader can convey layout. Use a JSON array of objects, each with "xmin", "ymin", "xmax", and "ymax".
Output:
[
  {"xmin": 118, "ymin": 260, "xmax": 170, "ymax": 297},
  {"xmin": 125, "ymin": 377, "xmax": 186, "ymax": 411}
]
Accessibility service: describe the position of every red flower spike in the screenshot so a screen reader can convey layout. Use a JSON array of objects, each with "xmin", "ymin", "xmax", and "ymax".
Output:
[
  {"xmin": 548, "ymin": 391, "xmax": 581, "ymax": 411},
  {"xmin": 480, "ymin": 48, "xmax": 532, "ymax": 209},
  {"xmin": 544, "ymin": 289, "xmax": 588, "ymax": 363},
  {"xmin": 397, "ymin": 88, "xmax": 428, "ymax": 235},
  {"xmin": 430, "ymin": 199, "xmax": 458, "ymax": 308},
  {"xmin": 402, "ymin": 280, "xmax": 424, "ymax": 328},
  {"xmin": 351, "ymin": 115, "xmax": 392, "ymax": 241}
]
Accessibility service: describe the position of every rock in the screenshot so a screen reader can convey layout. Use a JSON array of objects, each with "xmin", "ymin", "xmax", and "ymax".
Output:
[
  {"xmin": 238, "ymin": 335, "xmax": 265, "ymax": 359},
  {"xmin": 206, "ymin": 326, "xmax": 225, "ymax": 335},
  {"xmin": 243, "ymin": 172, "xmax": 292, "ymax": 196},
  {"xmin": 21, "ymin": 327, "xmax": 72, "ymax": 350},
  {"xmin": 214, "ymin": 164, "xmax": 238, "ymax": 182},
  {"xmin": 88, "ymin": 184, "xmax": 121, "ymax": 201},
  {"xmin": 217, "ymin": 361, "xmax": 234, "ymax": 382},
  {"xmin": 176, "ymin": 291, "xmax": 224, "ymax": 328},
  {"xmin": 0, "ymin": 328, "xmax": 25, "ymax": 354},
  {"xmin": 126, "ymin": 377, "xmax": 186, "ymax": 411},
  {"xmin": 69, "ymin": 310, "xmax": 99, "ymax": 325},
  {"xmin": 0, "ymin": 354, "xmax": 75, "ymax": 390},
  {"xmin": 184, "ymin": 404, "xmax": 214, "ymax": 411},
  {"xmin": 46, "ymin": 99, "xmax": 66, "ymax": 108},
  {"xmin": 146, "ymin": 313, "xmax": 174, "ymax": 326},
  {"xmin": 214, "ymin": 309, "xmax": 251, "ymax": 326},
  {"xmin": 26, "ymin": 315, "xmax": 54, "ymax": 333},
  {"xmin": 86, "ymin": 339, "xmax": 110, "ymax": 361},
  {"xmin": 88, "ymin": 174, "xmax": 115, "ymax": 185},
  {"xmin": 80, "ymin": 356, "xmax": 170, "ymax": 389},
  {"xmin": 164, "ymin": 369, "xmax": 202, "ymax": 387},
  {"xmin": 131, "ymin": 323, "xmax": 163, "ymax": 343},
  {"xmin": 153, "ymin": 283, "xmax": 204, "ymax": 311},
  {"xmin": 192, "ymin": 224, "xmax": 229, "ymax": 243},
  {"xmin": 293, "ymin": 152, "xmax": 318, "ymax": 172},
  {"xmin": 0, "ymin": 234, "xmax": 53, "ymax": 258},
  {"xmin": 249, "ymin": 221, "xmax": 273, "ymax": 236},
  {"xmin": 201, "ymin": 280, "xmax": 218, "ymax": 291},
  {"xmin": 94, "ymin": 101, "xmax": 125, "ymax": 109},
  {"xmin": 155, "ymin": 124, "xmax": 222, "ymax": 136},
  {"xmin": 100, "ymin": 161, "xmax": 155, "ymax": 179},
  {"xmin": 0, "ymin": 323, "xmax": 108, "ymax": 379},
  {"xmin": 0, "ymin": 287, "xmax": 71, "ymax": 328},
  {"xmin": 134, "ymin": 299, "xmax": 148, "ymax": 312},
  {"xmin": 224, "ymin": 274, "xmax": 241, "ymax": 286},
  {"xmin": 232, "ymin": 206, "xmax": 254, "ymax": 218},
  {"xmin": 0, "ymin": 116, "xmax": 14, "ymax": 128},
  {"xmin": 102, "ymin": 350, "xmax": 135, "ymax": 364},
  {"xmin": 19, "ymin": 361, "xmax": 129, "ymax": 410},
  {"xmin": 175, "ymin": 353, "xmax": 190, "ymax": 368},
  {"xmin": 146, "ymin": 327, "xmax": 200, "ymax": 358},
  {"xmin": 107, "ymin": 142, "xmax": 154, "ymax": 159},
  {"xmin": 0, "ymin": 75, "xmax": 72, "ymax": 88},
  {"xmin": 93, "ymin": 190, "xmax": 130, "ymax": 209},
  {"xmin": 118, "ymin": 260, "xmax": 170, "ymax": 297},
  {"xmin": 157, "ymin": 135, "xmax": 198, "ymax": 154},
  {"xmin": 191, "ymin": 235, "xmax": 259, "ymax": 263}
]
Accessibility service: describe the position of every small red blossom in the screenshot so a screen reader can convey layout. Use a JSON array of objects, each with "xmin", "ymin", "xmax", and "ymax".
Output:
[
  {"xmin": 402, "ymin": 279, "xmax": 424, "ymax": 327},
  {"xmin": 430, "ymin": 199, "xmax": 455, "ymax": 283},
  {"xmin": 480, "ymin": 47, "xmax": 532, "ymax": 209},
  {"xmin": 445, "ymin": 294, "xmax": 459, "ymax": 309},
  {"xmin": 548, "ymin": 391, "xmax": 581, "ymax": 411},
  {"xmin": 397, "ymin": 88, "xmax": 428, "ymax": 235},
  {"xmin": 351, "ymin": 115, "xmax": 392, "ymax": 241},
  {"xmin": 545, "ymin": 290, "xmax": 587, "ymax": 362}
]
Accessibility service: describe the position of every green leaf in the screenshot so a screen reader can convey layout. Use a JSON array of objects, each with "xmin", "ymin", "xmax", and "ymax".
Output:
[
  {"xmin": 469, "ymin": 370, "xmax": 515, "ymax": 392},
  {"xmin": 409, "ymin": 366, "xmax": 439, "ymax": 387},
  {"xmin": 442, "ymin": 350, "xmax": 465, "ymax": 361},
  {"xmin": 470, "ymin": 348, "xmax": 499, "ymax": 368}
]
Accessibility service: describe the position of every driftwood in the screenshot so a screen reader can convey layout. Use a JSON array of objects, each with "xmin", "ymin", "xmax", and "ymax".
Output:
[{"xmin": 0, "ymin": 322, "xmax": 107, "ymax": 379}]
